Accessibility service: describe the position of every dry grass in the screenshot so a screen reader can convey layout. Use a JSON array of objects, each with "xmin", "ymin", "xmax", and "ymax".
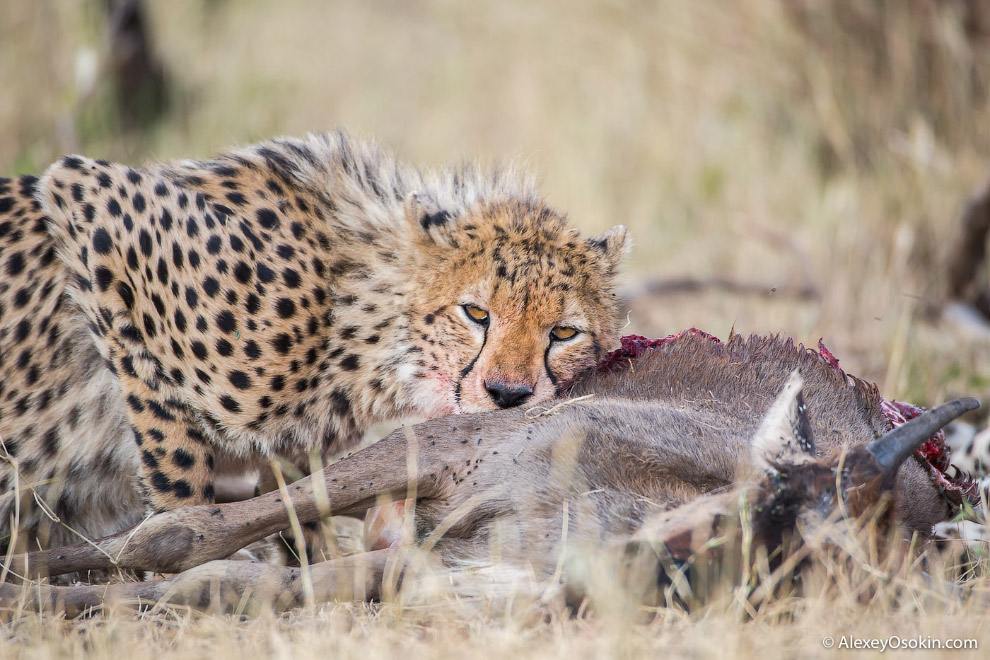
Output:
[
  {"xmin": 1, "ymin": 516, "xmax": 989, "ymax": 659},
  {"xmin": 2, "ymin": 0, "xmax": 990, "ymax": 656}
]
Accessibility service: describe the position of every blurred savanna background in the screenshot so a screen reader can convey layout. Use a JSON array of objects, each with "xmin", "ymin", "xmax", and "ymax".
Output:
[
  {"xmin": 3, "ymin": 1, "xmax": 990, "ymax": 657},
  {"xmin": 4, "ymin": 0, "xmax": 990, "ymax": 403}
]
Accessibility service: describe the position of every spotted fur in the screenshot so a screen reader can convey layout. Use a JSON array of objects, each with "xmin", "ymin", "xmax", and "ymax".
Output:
[{"xmin": 0, "ymin": 132, "xmax": 629, "ymax": 549}]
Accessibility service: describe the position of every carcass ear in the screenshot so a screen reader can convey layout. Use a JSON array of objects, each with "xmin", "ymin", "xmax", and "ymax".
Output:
[
  {"xmin": 405, "ymin": 191, "xmax": 456, "ymax": 246},
  {"xmin": 586, "ymin": 225, "xmax": 631, "ymax": 277},
  {"xmin": 750, "ymin": 370, "xmax": 816, "ymax": 473}
]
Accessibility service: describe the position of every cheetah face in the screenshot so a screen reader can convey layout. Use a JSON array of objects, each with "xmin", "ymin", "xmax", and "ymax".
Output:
[
  {"xmin": 405, "ymin": 198, "xmax": 630, "ymax": 416},
  {"xmin": 442, "ymin": 295, "xmax": 598, "ymax": 413}
]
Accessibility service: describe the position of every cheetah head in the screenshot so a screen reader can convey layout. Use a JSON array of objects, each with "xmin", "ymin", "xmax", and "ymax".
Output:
[{"xmin": 404, "ymin": 194, "xmax": 630, "ymax": 415}]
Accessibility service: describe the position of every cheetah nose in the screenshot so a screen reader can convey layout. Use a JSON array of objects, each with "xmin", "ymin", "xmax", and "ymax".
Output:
[{"xmin": 485, "ymin": 382, "xmax": 534, "ymax": 409}]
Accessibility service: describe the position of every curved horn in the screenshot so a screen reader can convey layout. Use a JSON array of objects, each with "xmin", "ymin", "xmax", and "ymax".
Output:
[{"xmin": 867, "ymin": 397, "xmax": 981, "ymax": 473}]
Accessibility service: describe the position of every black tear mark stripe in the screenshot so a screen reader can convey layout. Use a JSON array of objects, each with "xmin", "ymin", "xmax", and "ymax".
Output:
[
  {"xmin": 455, "ymin": 324, "xmax": 487, "ymax": 403},
  {"xmin": 544, "ymin": 343, "xmax": 559, "ymax": 389}
]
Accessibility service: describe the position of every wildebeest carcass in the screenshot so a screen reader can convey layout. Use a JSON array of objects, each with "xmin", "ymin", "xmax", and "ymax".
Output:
[{"xmin": 0, "ymin": 330, "xmax": 980, "ymax": 615}]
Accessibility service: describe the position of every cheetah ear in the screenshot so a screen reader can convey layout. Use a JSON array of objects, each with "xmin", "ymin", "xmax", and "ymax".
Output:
[
  {"xmin": 405, "ymin": 191, "xmax": 455, "ymax": 246},
  {"xmin": 586, "ymin": 225, "xmax": 631, "ymax": 277}
]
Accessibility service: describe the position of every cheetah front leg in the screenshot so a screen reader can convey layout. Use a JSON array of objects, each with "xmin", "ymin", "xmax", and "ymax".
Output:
[
  {"xmin": 110, "ymin": 344, "xmax": 217, "ymax": 510},
  {"xmin": 37, "ymin": 162, "xmax": 217, "ymax": 509}
]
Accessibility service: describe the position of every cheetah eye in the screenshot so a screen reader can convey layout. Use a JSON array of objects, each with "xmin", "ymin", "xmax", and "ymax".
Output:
[
  {"xmin": 462, "ymin": 304, "xmax": 490, "ymax": 326},
  {"xmin": 550, "ymin": 326, "xmax": 579, "ymax": 342}
]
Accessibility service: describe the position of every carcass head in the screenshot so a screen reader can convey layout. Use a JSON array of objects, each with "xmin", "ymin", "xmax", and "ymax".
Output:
[{"xmin": 750, "ymin": 371, "xmax": 980, "ymax": 534}]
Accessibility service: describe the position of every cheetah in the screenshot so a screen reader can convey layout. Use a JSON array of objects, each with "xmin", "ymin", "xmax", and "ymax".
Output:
[{"xmin": 0, "ymin": 131, "xmax": 629, "ymax": 550}]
